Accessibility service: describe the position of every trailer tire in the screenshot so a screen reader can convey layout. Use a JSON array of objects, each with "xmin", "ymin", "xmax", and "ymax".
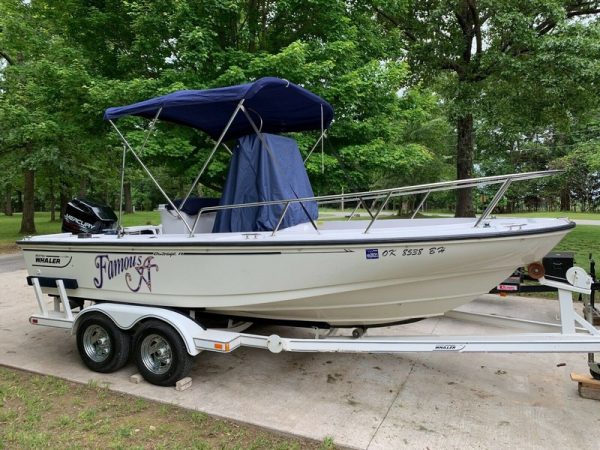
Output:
[
  {"xmin": 133, "ymin": 320, "xmax": 193, "ymax": 387},
  {"xmin": 76, "ymin": 313, "xmax": 131, "ymax": 373},
  {"xmin": 591, "ymin": 368, "xmax": 600, "ymax": 381}
]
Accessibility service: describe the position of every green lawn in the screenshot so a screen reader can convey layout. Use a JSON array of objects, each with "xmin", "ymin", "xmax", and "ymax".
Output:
[
  {"xmin": 0, "ymin": 367, "xmax": 332, "ymax": 450},
  {"xmin": 553, "ymin": 225, "xmax": 600, "ymax": 267},
  {"xmin": 497, "ymin": 211, "xmax": 600, "ymax": 220},
  {"xmin": 0, "ymin": 211, "xmax": 161, "ymax": 253},
  {"xmin": 422, "ymin": 209, "xmax": 600, "ymax": 220}
]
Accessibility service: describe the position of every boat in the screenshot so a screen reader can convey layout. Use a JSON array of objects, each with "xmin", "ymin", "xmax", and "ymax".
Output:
[{"xmin": 18, "ymin": 77, "xmax": 574, "ymax": 328}]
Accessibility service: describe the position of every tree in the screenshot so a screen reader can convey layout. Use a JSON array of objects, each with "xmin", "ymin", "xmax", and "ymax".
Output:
[
  {"xmin": 77, "ymin": 1, "xmax": 451, "ymax": 203},
  {"xmin": 0, "ymin": 0, "xmax": 93, "ymax": 232},
  {"xmin": 0, "ymin": 0, "xmax": 454, "ymax": 225},
  {"xmin": 372, "ymin": 0, "xmax": 600, "ymax": 216}
]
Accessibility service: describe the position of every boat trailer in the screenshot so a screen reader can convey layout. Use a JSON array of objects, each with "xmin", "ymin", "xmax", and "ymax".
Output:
[{"xmin": 28, "ymin": 267, "xmax": 600, "ymax": 386}]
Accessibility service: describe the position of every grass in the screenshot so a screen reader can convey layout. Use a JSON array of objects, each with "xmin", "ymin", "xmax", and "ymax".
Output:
[
  {"xmin": 553, "ymin": 225, "xmax": 600, "ymax": 267},
  {"xmin": 0, "ymin": 213, "xmax": 61, "ymax": 253},
  {"xmin": 0, "ymin": 211, "xmax": 161, "ymax": 253},
  {"xmin": 0, "ymin": 366, "xmax": 334, "ymax": 450},
  {"xmin": 422, "ymin": 208, "xmax": 600, "ymax": 220},
  {"xmin": 496, "ymin": 211, "xmax": 600, "ymax": 220},
  {"xmin": 321, "ymin": 207, "xmax": 600, "ymax": 220}
]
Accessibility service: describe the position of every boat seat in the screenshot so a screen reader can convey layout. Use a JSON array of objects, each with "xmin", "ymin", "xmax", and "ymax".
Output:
[{"xmin": 166, "ymin": 197, "xmax": 220, "ymax": 216}]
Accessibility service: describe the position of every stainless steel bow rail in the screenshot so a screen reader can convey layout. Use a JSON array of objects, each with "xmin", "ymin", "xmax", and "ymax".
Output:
[
  {"xmin": 28, "ymin": 267, "xmax": 600, "ymax": 385},
  {"xmin": 190, "ymin": 170, "xmax": 562, "ymax": 236}
]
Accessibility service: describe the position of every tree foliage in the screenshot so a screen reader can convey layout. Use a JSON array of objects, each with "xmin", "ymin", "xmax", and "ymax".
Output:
[
  {"xmin": 1, "ymin": 0, "xmax": 599, "ymax": 228},
  {"xmin": 371, "ymin": 0, "xmax": 600, "ymax": 215}
]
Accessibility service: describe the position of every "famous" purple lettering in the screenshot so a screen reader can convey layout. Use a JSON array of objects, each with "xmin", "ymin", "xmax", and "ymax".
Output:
[{"xmin": 93, "ymin": 254, "xmax": 144, "ymax": 288}]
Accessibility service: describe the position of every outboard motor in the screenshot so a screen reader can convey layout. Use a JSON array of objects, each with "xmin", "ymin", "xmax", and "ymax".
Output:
[{"xmin": 62, "ymin": 198, "xmax": 118, "ymax": 234}]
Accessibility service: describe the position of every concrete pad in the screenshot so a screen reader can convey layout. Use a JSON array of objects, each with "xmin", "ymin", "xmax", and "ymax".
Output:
[
  {"xmin": 0, "ymin": 252, "xmax": 25, "ymax": 273},
  {"xmin": 1, "ymin": 266, "xmax": 599, "ymax": 449}
]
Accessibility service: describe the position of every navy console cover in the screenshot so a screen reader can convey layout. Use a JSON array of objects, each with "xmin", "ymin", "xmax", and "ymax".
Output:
[
  {"xmin": 166, "ymin": 197, "xmax": 220, "ymax": 215},
  {"xmin": 213, "ymin": 133, "xmax": 318, "ymax": 233}
]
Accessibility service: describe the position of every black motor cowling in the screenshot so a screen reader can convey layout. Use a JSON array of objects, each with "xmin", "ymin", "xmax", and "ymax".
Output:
[{"xmin": 62, "ymin": 198, "xmax": 118, "ymax": 234}]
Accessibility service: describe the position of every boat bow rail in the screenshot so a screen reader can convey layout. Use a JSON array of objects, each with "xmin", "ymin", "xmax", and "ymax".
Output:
[{"xmin": 192, "ymin": 170, "xmax": 563, "ymax": 236}]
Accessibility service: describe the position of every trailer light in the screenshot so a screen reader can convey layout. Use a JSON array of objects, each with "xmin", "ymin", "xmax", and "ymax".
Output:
[
  {"xmin": 30, "ymin": 318, "xmax": 38, "ymax": 324},
  {"xmin": 214, "ymin": 343, "xmax": 230, "ymax": 352}
]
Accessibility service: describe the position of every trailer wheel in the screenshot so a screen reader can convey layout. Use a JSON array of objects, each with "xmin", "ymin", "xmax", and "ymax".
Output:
[
  {"xmin": 76, "ymin": 313, "xmax": 131, "ymax": 373},
  {"xmin": 133, "ymin": 320, "xmax": 193, "ymax": 387},
  {"xmin": 591, "ymin": 368, "xmax": 600, "ymax": 380}
]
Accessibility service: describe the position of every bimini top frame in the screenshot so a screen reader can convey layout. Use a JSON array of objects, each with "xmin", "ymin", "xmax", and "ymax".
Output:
[
  {"xmin": 104, "ymin": 78, "xmax": 563, "ymax": 238},
  {"xmin": 104, "ymin": 77, "xmax": 333, "ymax": 234}
]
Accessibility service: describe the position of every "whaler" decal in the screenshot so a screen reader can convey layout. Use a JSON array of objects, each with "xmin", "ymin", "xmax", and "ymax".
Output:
[{"xmin": 33, "ymin": 254, "xmax": 72, "ymax": 268}]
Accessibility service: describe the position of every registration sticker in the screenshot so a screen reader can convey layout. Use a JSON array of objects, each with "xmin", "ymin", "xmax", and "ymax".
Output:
[
  {"xmin": 366, "ymin": 249, "xmax": 379, "ymax": 260},
  {"xmin": 497, "ymin": 284, "xmax": 518, "ymax": 291}
]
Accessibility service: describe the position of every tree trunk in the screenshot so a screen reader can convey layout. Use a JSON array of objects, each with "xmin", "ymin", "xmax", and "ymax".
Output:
[
  {"xmin": 455, "ymin": 113, "xmax": 474, "ymax": 217},
  {"xmin": 247, "ymin": 0, "xmax": 259, "ymax": 52},
  {"xmin": 3, "ymin": 188, "xmax": 12, "ymax": 216},
  {"xmin": 124, "ymin": 181, "xmax": 133, "ymax": 213},
  {"xmin": 560, "ymin": 186, "xmax": 571, "ymax": 212},
  {"xmin": 49, "ymin": 182, "xmax": 56, "ymax": 222},
  {"xmin": 50, "ymin": 207, "xmax": 56, "ymax": 221},
  {"xmin": 19, "ymin": 169, "xmax": 36, "ymax": 234},
  {"xmin": 60, "ymin": 185, "xmax": 70, "ymax": 218},
  {"xmin": 16, "ymin": 190, "xmax": 22, "ymax": 212},
  {"xmin": 79, "ymin": 177, "xmax": 87, "ymax": 197}
]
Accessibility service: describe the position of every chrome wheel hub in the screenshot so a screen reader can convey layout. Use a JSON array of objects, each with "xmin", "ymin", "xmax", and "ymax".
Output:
[
  {"xmin": 82, "ymin": 325, "xmax": 111, "ymax": 363},
  {"xmin": 140, "ymin": 334, "xmax": 172, "ymax": 375}
]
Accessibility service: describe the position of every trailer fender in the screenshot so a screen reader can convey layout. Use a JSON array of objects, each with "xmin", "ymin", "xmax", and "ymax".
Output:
[{"xmin": 73, "ymin": 303, "xmax": 204, "ymax": 356}]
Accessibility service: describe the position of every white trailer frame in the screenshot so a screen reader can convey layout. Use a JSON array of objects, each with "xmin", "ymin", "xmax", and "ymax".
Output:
[{"xmin": 28, "ymin": 267, "xmax": 600, "ymax": 358}]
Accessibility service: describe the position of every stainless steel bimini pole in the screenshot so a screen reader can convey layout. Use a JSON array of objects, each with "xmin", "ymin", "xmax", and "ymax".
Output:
[
  {"xmin": 115, "ymin": 106, "xmax": 167, "ymax": 234},
  {"xmin": 321, "ymin": 104, "xmax": 324, "ymax": 173},
  {"xmin": 240, "ymin": 105, "xmax": 275, "ymax": 157},
  {"xmin": 181, "ymin": 99, "xmax": 246, "ymax": 210},
  {"xmin": 303, "ymin": 104, "xmax": 327, "ymax": 166},
  {"xmin": 191, "ymin": 102, "xmax": 273, "ymax": 237},
  {"xmin": 109, "ymin": 119, "xmax": 194, "ymax": 234},
  {"xmin": 118, "ymin": 144, "xmax": 126, "ymax": 235},
  {"xmin": 303, "ymin": 134, "xmax": 325, "ymax": 164},
  {"xmin": 238, "ymin": 105, "xmax": 320, "ymax": 234}
]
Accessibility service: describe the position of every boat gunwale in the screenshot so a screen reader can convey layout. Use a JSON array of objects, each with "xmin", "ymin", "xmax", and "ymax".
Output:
[{"xmin": 17, "ymin": 221, "xmax": 575, "ymax": 249}]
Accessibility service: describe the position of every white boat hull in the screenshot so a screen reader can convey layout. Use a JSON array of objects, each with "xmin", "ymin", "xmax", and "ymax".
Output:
[{"xmin": 19, "ymin": 218, "xmax": 573, "ymax": 326}]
